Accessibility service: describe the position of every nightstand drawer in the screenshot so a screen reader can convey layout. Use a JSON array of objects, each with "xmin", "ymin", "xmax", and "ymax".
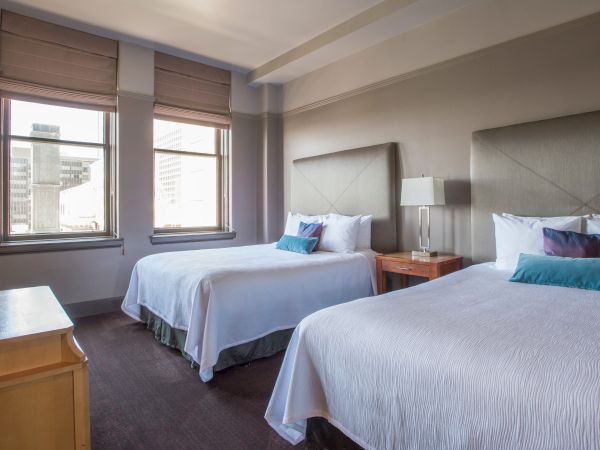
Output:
[
  {"xmin": 376, "ymin": 252, "xmax": 462, "ymax": 294},
  {"xmin": 381, "ymin": 260, "xmax": 430, "ymax": 278}
]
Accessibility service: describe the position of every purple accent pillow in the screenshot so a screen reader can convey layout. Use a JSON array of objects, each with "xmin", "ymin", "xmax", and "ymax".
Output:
[
  {"xmin": 298, "ymin": 221, "xmax": 323, "ymax": 249},
  {"xmin": 543, "ymin": 227, "xmax": 600, "ymax": 257}
]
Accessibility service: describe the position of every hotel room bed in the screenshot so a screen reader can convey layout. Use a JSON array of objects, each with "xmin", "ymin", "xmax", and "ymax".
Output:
[
  {"xmin": 123, "ymin": 143, "xmax": 398, "ymax": 381},
  {"xmin": 122, "ymin": 243, "xmax": 377, "ymax": 381},
  {"xmin": 266, "ymin": 263, "xmax": 600, "ymax": 449},
  {"xmin": 267, "ymin": 110, "xmax": 600, "ymax": 449}
]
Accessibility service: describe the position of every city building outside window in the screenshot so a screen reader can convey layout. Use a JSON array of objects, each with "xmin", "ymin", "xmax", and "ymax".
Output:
[
  {"xmin": 153, "ymin": 118, "xmax": 228, "ymax": 233},
  {"xmin": 1, "ymin": 99, "xmax": 114, "ymax": 241}
]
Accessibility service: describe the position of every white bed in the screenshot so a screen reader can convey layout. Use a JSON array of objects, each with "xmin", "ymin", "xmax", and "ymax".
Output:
[
  {"xmin": 266, "ymin": 263, "xmax": 600, "ymax": 449},
  {"xmin": 122, "ymin": 243, "xmax": 377, "ymax": 381}
]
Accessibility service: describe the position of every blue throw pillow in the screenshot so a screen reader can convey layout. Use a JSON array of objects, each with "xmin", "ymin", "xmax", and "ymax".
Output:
[
  {"xmin": 297, "ymin": 221, "xmax": 323, "ymax": 249},
  {"xmin": 276, "ymin": 235, "xmax": 319, "ymax": 255},
  {"xmin": 510, "ymin": 253, "xmax": 600, "ymax": 291}
]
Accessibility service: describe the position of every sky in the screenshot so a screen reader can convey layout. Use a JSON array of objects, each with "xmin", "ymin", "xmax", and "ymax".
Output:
[
  {"xmin": 10, "ymin": 100, "xmax": 105, "ymax": 159},
  {"xmin": 11, "ymin": 100, "xmax": 104, "ymax": 143}
]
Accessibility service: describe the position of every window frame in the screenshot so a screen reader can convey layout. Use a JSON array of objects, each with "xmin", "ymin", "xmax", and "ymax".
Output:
[
  {"xmin": 152, "ymin": 117, "xmax": 229, "ymax": 235},
  {"xmin": 0, "ymin": 97, "xmax": 116, "ymax": 243}
]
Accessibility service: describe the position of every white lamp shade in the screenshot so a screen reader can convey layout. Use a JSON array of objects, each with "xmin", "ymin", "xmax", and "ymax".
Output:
[{"xmin": 400, "ymin": 177, "xmax": 445, "ymax": 206}]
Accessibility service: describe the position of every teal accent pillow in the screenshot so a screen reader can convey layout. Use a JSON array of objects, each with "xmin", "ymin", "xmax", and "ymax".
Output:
[
  {"xmin": 276, "ymin": 235, "xmax": 319, "ymax": 255},
  {"xmin": 510, "ymin": 253, "xmax": 600, "ymax": 291}
]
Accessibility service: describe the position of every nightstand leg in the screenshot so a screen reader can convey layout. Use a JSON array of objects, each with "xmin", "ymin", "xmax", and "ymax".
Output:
[
  {"xmin": 400, "ymin": 274, "xmax": 408, "ymax": 289},
  {"xmin": 376, "ymin": 260, "xmax": 386, "ymax": 295}
]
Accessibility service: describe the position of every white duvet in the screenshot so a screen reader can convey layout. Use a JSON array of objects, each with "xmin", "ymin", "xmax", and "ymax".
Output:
[
  {"xmin": 266, "ymin": 263, "xmax": 600, "ymax": 450},
  {"xmin": 122, "ymin": 244, "xmax": 376, "ymax": 381}
]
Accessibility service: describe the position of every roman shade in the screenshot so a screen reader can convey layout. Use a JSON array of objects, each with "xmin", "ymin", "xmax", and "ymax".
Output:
[
  {"xmin": 154, "ymin": 52, "xmax": 231, "ymax": 129},
  {"xmin": 0, "ymin": 10, "xmax": 117, "ymax": 109}
]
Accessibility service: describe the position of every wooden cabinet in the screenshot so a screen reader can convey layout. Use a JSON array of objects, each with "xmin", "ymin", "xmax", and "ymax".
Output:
[
  {"xmin": 0, "ymin": 286, "xmax": 90, "ymax": 450},
  {"xmin": 375, "ymin": 252, "xmax": 463, "ymax": 294}
]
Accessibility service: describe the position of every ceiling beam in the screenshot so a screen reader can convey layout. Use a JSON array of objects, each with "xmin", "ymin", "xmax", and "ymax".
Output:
[{"xmin": 247, "ymin": 0, "xmax": 417, "ymax": 83}]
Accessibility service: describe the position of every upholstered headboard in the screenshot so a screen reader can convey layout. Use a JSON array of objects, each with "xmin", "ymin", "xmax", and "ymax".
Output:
[
  {"xmin": 291, "ymin": 143, "xmax": 398, "ymax": 253},
  {"xmin": 471, "ymin": 110, "xmax": 600, "ymax": 262}
]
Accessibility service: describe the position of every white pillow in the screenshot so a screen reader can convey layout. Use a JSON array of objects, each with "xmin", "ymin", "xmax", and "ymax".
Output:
[
  {"xmin": 493, "ymin": 213, "xmax": 582, "ymax": 270},
  {"xmin": 502, "ymin": 213, "xmax": 583, "ymax": 222},
  {"xmin": 284, "ymin": 212, "xmax": 323, "ymax": 236},
  {"xmin": 356, "ymin": 215, "xmax": 372, "ymax": 250},
  {"xmin": 585, "ymin": 216, "xmax": 600, "ymax": 234},
  {"xmin": 319, "ymin": 214, "xmax": 361, "ymax": 253}
]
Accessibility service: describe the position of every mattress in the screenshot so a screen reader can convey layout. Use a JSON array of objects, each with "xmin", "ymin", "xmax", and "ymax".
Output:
[
  {"xmin": 122, "ymin": 243, "xmax": 376, "ymax": 381},
  {"xmin": 266, "ymin": 263, "xmax": 600, "ymax": 449}
]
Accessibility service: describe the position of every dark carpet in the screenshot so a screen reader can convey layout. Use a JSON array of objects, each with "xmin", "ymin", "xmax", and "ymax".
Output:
[{"xmin": 74, "ymin": 312, "xmax": 296, "ymax": 450}]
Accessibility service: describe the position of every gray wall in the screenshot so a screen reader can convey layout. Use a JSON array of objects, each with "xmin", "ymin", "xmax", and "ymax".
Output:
[
  {"xmin": 0, "ymin": 95, "xmax": 261, "ymax": 306},
  {"xmin": 257, "ymin": 113, "xmax": 284, "ymax": 243},
  {"xmin": 282, "ymin": 16, "xmax": 600, "ymax": 260}
]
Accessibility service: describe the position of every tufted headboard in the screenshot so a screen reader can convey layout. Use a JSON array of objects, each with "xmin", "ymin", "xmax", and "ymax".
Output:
[
  {"xmin": 291, "ymin": 143, "xmax": 398, "ymax": 253},
  {"xmin": 471, "ymin": 110, "xmax": 600, "ymax": 263}
]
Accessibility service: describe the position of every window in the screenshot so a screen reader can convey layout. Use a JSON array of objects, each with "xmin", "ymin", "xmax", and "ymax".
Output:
[
  {"xmin": 153, "ymin": 118, "xmax": 228, "ymax": 233},
  {"xmin": 1, "ymin": 99, "xmax": 114, "ymax": 241}
]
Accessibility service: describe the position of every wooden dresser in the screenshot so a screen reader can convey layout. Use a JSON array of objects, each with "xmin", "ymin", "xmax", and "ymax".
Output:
[{"xmin": 0, "ymin": 286, "xmax": 90, "ymax": 449}]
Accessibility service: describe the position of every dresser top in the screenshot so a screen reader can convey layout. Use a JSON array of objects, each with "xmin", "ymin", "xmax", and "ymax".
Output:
[{"xmin": 0, "ymin": 286, "xmax": 72, "ymax": 342}]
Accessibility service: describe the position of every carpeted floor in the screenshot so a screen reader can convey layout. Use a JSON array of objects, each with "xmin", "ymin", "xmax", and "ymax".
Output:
[{"xmin": 74, "ymin": 312, "xmax": 296, "ymax": 450}]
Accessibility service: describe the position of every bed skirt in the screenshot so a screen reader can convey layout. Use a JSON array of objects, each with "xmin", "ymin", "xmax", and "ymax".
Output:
[
  {"xmin": 305, "ymin": 418, "xmax": 364, "ymax": 450},
  {"xmin": 139, "ymin": 307, "xmax": 294, "ymax": 373}
]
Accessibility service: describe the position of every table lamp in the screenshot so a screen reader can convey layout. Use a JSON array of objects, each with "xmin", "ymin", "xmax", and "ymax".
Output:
[{"xmin": 400, "ymin": 175, "xmax": 445, "ymax": 257}]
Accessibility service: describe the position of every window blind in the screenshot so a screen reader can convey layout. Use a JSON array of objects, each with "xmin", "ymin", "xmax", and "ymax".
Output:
[
  {"xmin": 154, "ymin": 52, "xmax": 231, "ymax": 129},
  {"xmin": 0, "ymin": 11, "xmax": 117, "ymax": 109}
]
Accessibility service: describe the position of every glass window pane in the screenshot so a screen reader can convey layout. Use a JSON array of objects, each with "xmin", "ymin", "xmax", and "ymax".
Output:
[
  {"xmin": 9, "ymin": 140, "xmax": 105, "ymax": 235},
  {"xmin": 154, "ymin": 119, "xmax": 216, "ymax": 154},
  {"xmin": 10, "ymin": 100, "xmax": 105, "ymax": 144},
  {"xmin": 154, "ymin": 152, "xmax": 217, "ymax": 229}
]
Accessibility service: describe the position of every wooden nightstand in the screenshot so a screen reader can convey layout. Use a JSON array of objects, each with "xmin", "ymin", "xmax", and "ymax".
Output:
[{"xmin": 375, "ymin": 252, "xmax": 463, "ymax": 294}]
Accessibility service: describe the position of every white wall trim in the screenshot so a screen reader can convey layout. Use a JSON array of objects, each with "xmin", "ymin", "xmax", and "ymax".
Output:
[
  {"xmin": 260, "ymin": 112, "xmax": 282, "ymax": 120},
  {"xmin": 231, "ymin": 111, "xmax": 260, "ymax": 121},
  {"xmin": 63, "ymin": 296, "xmax": 123, "ymax": 318},
  {"xmin": 118, "ymin": 90, "xmax": 155, "ymax": 102}
]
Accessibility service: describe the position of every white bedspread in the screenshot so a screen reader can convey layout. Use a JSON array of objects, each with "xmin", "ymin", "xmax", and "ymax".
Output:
[
  {"xmin": 266, "ymin": 263, "xmax": 600, "ymax": 449},
  {"xmin": 122, "ymin": 244, "xmax": 376, "ymax": 381}
]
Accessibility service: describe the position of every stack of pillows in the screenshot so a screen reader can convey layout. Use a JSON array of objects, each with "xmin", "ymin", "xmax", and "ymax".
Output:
[
  {"xmin": 275, "ymin": 212, "xmax": 372, "ymax": 255},
  {"xmin": 492, "ymin": 213, "xmax": 600, "ymax": 290}
]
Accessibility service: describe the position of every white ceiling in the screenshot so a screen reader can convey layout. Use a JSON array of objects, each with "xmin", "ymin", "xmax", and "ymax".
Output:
[
  {"xmin": 0, "ymin": 0, "xmax": 598, "ymax": 85},
  {"xmin": 0, "ymin": 0, "xmax": 380, "ymax": 71},
  {"xmin": 252, "ymin": 0, "xmax": 476, "ymax": 83}
]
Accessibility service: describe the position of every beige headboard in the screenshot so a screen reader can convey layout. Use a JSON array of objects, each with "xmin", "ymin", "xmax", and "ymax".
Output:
[
  {"xmin": 471, "ymin": 110, "xmax": 600, "ymax": 262},
  {"xmin": 291, "ymin": 143, "xmax": 398, "ymax": 253}
]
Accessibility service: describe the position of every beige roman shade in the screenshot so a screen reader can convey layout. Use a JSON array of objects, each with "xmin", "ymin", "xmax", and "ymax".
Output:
[
  {"xmin": 154, "ymin": 52, "xmax": 231, "ymax": 128},
  {"xmin": 0, "ymin": 10, "xmax": 117, "ymax": 109}
]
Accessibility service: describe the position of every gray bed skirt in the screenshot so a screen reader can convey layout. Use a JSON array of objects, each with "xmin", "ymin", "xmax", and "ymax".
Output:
[
  {"xmin": 139, "ymin": 306, "xmax": 294, "ymax": 373},
  {"xmin": 305, "ymin": 417, "xmax": 364, "ymax": 450}
]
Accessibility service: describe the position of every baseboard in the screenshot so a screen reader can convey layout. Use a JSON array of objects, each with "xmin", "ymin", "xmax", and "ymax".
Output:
[{"xmin": 64, "ymin": 296, "xmax": 123, "ymax": 319}]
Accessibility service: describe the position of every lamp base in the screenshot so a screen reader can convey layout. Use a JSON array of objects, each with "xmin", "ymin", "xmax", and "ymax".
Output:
[{"xmin": 412, "ymin": 250, "xmax": 438, "ymax": 258}]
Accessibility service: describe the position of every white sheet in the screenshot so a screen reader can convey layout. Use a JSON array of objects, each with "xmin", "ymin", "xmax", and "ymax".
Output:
[
  {"xmin": 266, "ymin": 263, "xmax": 600, "ymax": 449},
  {"xmin": 122, "ymin": 244, "xmax": 376, "ymax": 381}
]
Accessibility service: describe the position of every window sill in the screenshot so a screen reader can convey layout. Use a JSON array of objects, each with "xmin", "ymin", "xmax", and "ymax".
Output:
[
  {"xmin": 150, "ymin": 230, "xmax": 237, "ymax": 245},
  {"xmin": 0, "ymin": 237, "xmax": 124, "ymax": 254}
]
